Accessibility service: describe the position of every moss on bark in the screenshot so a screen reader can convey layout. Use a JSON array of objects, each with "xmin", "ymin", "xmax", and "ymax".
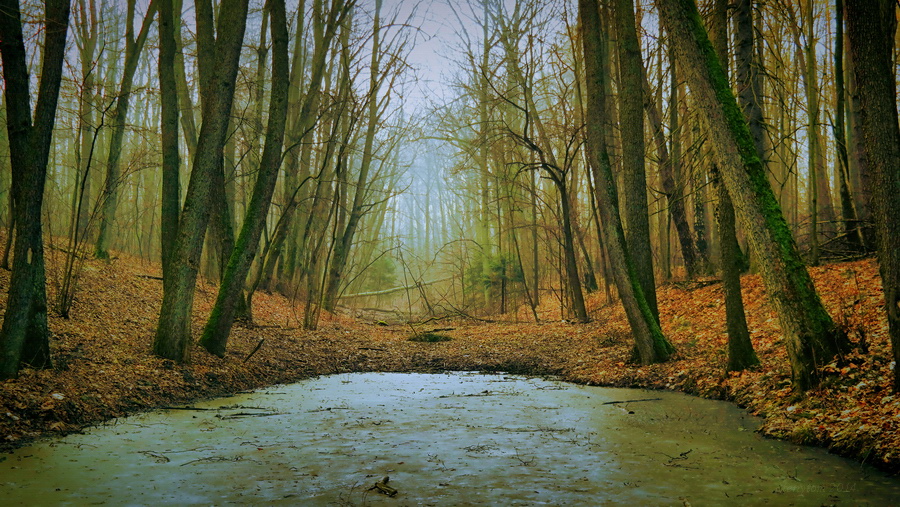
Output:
[{"xmin": 658, "ymin": 0, "xmax": 848, "ymax": 390}]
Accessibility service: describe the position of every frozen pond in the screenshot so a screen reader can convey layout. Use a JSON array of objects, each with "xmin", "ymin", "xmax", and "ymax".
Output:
[{"xmin": 1, "ymin": 372, "xmax": 898, "ymax": 505}]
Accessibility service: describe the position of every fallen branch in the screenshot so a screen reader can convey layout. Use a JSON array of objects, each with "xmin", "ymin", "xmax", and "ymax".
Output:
[
  {"xmin": 368, "ymin": 476, "xmax": 398, "ymax": 497},
  {"xmin": 416, "ymin": 315, "xmax": 453, "ymax": 325},
  {"xmin": 342, "ymin": 277, "xmax": 453, "ymax": 299},
  {"xmin": 244, "ymin": 339, "xmax": 265, "ymax": 363},
  {"xmin": 601, "ymin": 397, "xmax": 662, "ymax": 405},
  {"xmin": 216, "ymin": 411, "xmax": 280, "ymax": 419},
  {"xmin": 668, "ymin": 279, "xmax": 721, "ymax": 291}
]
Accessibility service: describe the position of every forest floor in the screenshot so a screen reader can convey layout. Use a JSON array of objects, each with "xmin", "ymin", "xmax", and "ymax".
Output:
[{"xmin": 0, "ymin": 241, "xmax": 897, "ymax": 475}]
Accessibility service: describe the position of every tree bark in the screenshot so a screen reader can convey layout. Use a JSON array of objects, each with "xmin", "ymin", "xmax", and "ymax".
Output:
[
  {"xmin": 615, "ymin": 0, "xmax": 658, "ymax": 322},
  {"xmin": 153, "ymin": 0, "xmax": 249, "ymax": 363},
  {"xmin": 656, "ymin": 0, "xmax": 848, "ymax": 390},
  {"xmin": 733, "ymin": 0, "xmax": 766, "ymax": 161},
  {"xmin": 200, "ymin": 0, "xmax": 290, "ymax": 357},
  {"xmin": 0, "ymin": 0, "xmax": 71, "ymax": 378},
  {"xmin": 711, "ymin": 0, "xmax": 757, "ymax": 371},
  {"xmin": 581, "ymin": 0, "xmax": 674, "ymax": 363},
  {"xmin": 844, "ymin": 0, "xmax": 900, "ymax": 393},
  {"xmin": 158, "ymin": 0, "xmax": 180, "ymax": 282},
  {"xmin": 94, "ymin": 0, "xmax": 157, "ymax": 259}
]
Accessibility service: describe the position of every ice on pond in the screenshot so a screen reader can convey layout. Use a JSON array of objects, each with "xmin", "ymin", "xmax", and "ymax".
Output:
[{"xmin": 1, "ymin": 372, "xmax": 898, "ymax": 505}]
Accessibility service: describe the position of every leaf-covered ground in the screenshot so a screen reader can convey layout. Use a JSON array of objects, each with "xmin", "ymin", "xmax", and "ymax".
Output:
[{"xmin": 0, "ymin": 246, "xmax": 897, "ymax": 474}]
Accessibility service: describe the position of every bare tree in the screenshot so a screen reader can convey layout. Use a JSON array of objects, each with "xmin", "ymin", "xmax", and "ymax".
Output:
[
  {"xmin": 0, "ymin": 0, "xmax": 71, "ymax": 378},
  {"xmin": 844, "ymin": 0, "xmax": 900, "ymax": 393},
  {"xmin": 200, "ymin": 0, "xmax": 291, "ymax": 356},
  {"xmin": 656, "ymin": 0, "xmax": 849, "ymax": 390},
  {"xmin": 153, "ymin": 0, "xmax": 250, "ymax": 363},
  {"xmin": 581, "ymin": 0, "xmax": 674, "ymax": 363}
]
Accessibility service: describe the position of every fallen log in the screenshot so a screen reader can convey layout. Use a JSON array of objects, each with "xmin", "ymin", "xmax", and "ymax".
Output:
[{"xmin": 341, "ymin": 277, "xmax": 454, "ymax": 299}]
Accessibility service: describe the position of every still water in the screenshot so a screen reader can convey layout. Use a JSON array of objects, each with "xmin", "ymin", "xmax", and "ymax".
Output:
[{"xmin": 1, "ymin": 372, "xmax": 898, "ymax": 505}]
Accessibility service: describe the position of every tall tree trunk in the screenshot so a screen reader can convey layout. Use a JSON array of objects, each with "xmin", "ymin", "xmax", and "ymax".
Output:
[
  {"xmin": 0, "ymin": 0, "xmax": 71, "ymax": 378},
  {"xmin": 200, "ymin": 0, "xmax": 290, "ymax": 357},
  {"xmin": 497, "ymin": 6, "xmax": 587, "ymax": 321},
  {"xmin": 615, "ymin": 0, "xmax": 658, "ymax": 322},
  {"xmin": 173, "ymin": 0, "xmax": 198, "ymax": 160},
  {"xmin": 153, "ymin": 0, "xmax": 249, "ymax": 363},
  {"xmin": 581, "ymin": 0, "xmax": 674, "ymax": 363},
  {"xmin": 94, "ymin": 0, "xmax": 157, "ymax": 259},
  {"xmin": 791, "ymin": 1, "xmax": 835, "ymax": 264},
  {"xmin": 657, "ymin": 0, "xmax": 849, "ymax": 390},
  {"xmin": 159, "ymin": 0, "xmax": 180, "ymax": 281},
  {"xmin": 844, "ymin": 0, "xmax": 900, "ymax": 393},
  {"xmin": 843, "ymin": 28, "xmax": 871, "ymax": 248},
  {"xmin": 322, "ymin": 0, "xmax": 385, "ymax": 313},
  {"xmin": 253, "ymin": 0, "xmax": 345, "ymax": 296},
  {"xmin": 716, "ymin": 168, "xmax": 759, "ymax": 371},
  {"xmin": 73, "ymin": 0, "xmax": 98, "ymax": 241},
  {"xmin": 712, "ymin": 0, "xmax": 757, "ymax": 371},
  {"xmin": 477, "ymin": 0, "xmax": 493, "ymax": 310},
  {"xmin": 642, "ymin": 67, "xmax": 700, "ymax": 277},
  {"xmin": 734, "ymin": 0, "xmax": 766, "ymax": 161},
  {"xmin": 833, "ymin": 0, "xmax": 863, "ymax": 253}
]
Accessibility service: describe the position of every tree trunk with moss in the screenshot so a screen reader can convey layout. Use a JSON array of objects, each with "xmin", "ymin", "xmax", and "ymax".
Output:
[
  {"xmin": 0, "ymin": 0, "xmax": 70, "ymax": 378},
  {"xmin": 656, "ymin": 0, "xmax": 848, "ymax": 390},
  {"xmin": 615, "ymin": 0, "xmax": 658, "ymax": 322},
  {"xmin": 153, "ymin": 0, "xmax": 249, "ymax": 363},
  {"xmin": 710, "ymin": 0, "xmax": 757, "ymax": 371},
  {"xmin": 845, "ymin": 0, "xmax": 900, "ymax": 393},
  {"xmin": 200, "ymin": 0, "xmax": 289, "ymax": 357},
  {"xmin": 581, "ymin": 0, "xmax": 674, "ymax": 364}
]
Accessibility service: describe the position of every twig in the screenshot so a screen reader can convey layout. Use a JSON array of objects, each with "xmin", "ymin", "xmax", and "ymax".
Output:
[
  {"xmin": 244, "ymin": 339, "xmax": 265, "ymax": 363},
  {"xmin": 513, "ymin": 448, "xmax": 535, "ymax": 466},
  {"xmin": 216, "ymin": 411, "xmax": 280, "ymax": 419}
]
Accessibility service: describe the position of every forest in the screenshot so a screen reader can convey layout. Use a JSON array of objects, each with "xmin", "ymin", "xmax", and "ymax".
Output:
[{"xmin": 1, "ymin": 0, "xmax": 900, "ymax": 490}]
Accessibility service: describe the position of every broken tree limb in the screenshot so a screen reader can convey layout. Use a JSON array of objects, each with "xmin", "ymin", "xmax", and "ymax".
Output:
[
  {"xmin": 243, "ymin": 339, "xmax": 264, "ymax": 363},
  {"xmin": 601, "ymin": 397, "xmax": 662, "ymax": 405},
  {"xmin": 368, "ymin": 476, "xmax": 397, "ymax": 497},
  {"xmin": 341, "ymin": 277, "xmax": 453, "ymax": 299}
]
